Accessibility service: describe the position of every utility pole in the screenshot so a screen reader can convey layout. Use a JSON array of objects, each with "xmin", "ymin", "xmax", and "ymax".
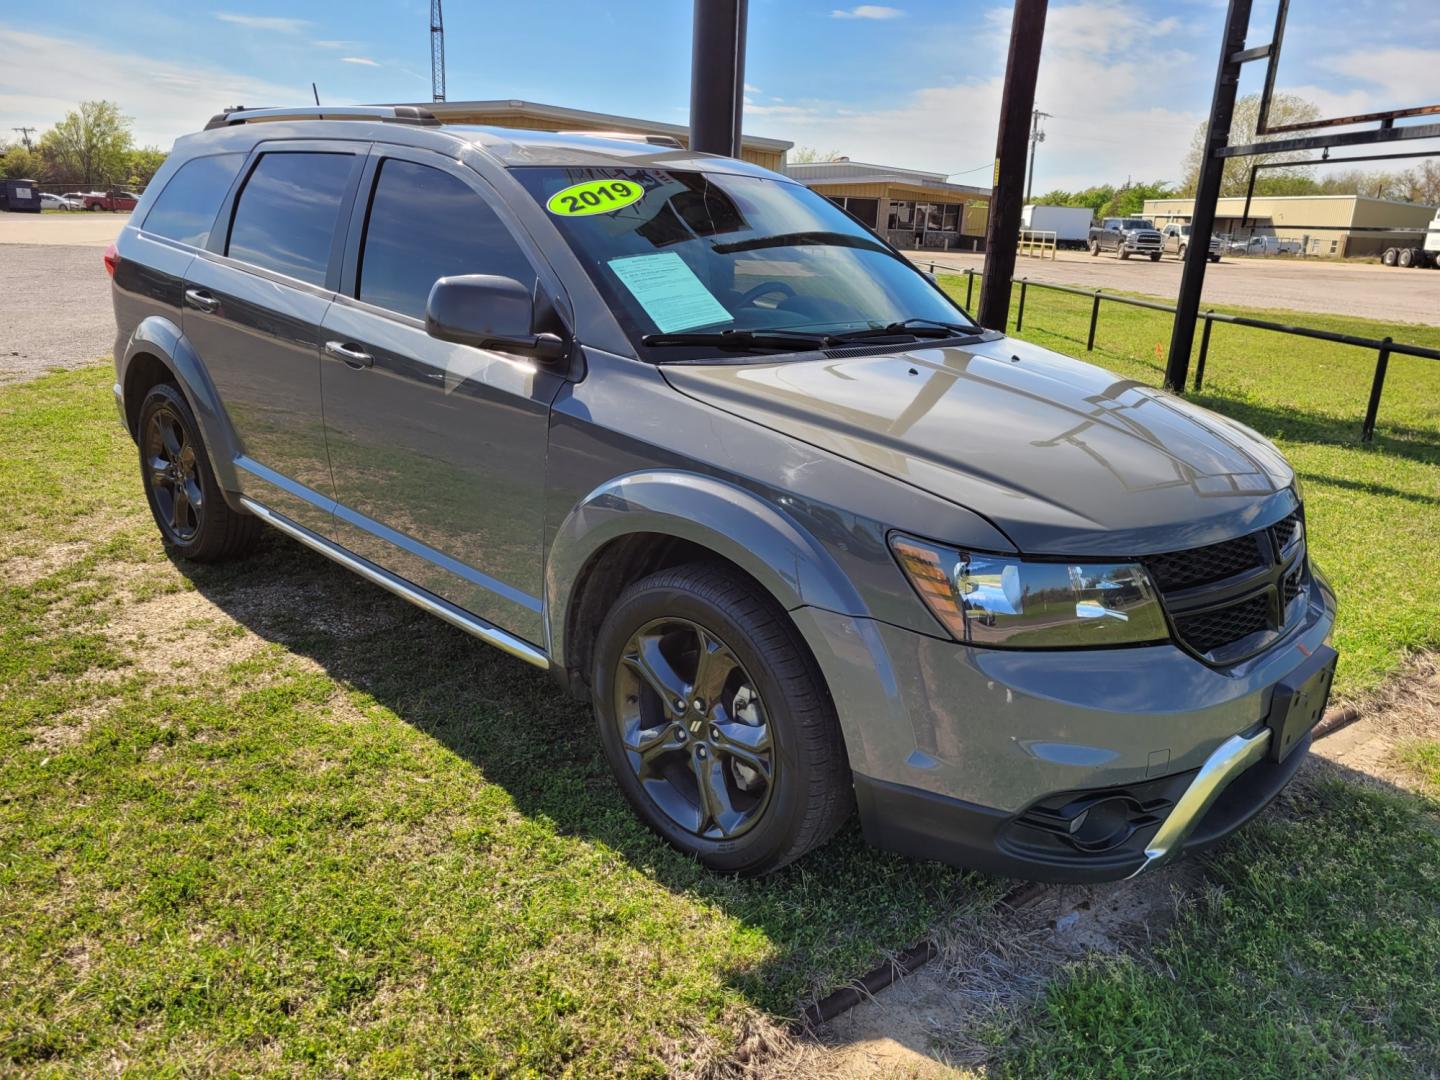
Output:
[
  {"xmin": 979, "ymin": 0, "xmax": 1049, "ymax": 332},
  {"xmin": 12, "ymin": 127, "xmax": 36, "ymax": 151},
  {"xmin": 689, "ymin": 0, "xmax": 749, "ymax": 157},
  {"xmin": 430, "ymin": 0, "xmax": 446, "ymax": 103},
  {"xmin": 1025, "ymin": 109, "xmax": 1050, "ymax": 202}
]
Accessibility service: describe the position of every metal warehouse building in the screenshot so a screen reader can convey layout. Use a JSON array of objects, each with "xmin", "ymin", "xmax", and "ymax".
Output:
[
  {"xmin": 786, "ymin": 159, "xmax": 990, "ymax": 250},
  {"xmin": 1143, "ymin": 194, "xmax": 1438, "ymax": 258},
  {"xmin": 398, "ymin": 98, "xmax": 793, "ymax": 172}
]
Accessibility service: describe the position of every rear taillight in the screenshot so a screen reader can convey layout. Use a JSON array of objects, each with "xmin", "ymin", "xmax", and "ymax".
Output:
[{"xmin": 103, "ymin": 241, "xmax": 119, "ymax": 277}]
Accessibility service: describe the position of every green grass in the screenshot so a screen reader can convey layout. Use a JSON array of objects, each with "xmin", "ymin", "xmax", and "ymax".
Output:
[
  {"xmin": 995, "ymin": 775, "xmax": 1440, "ymax": 1077},
  {"xmin": 939, "ymin": 274, "xmax": 1440, "ymax": 696},
  {"xmin": 0, "ymin": 369, "xmax": 1002, "ymax": 1075}
]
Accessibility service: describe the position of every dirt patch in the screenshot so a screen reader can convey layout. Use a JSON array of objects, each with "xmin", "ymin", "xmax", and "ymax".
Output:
[{"xmin": 1310, "ymin": 652, "xmax": 1440, "ymax": 795}]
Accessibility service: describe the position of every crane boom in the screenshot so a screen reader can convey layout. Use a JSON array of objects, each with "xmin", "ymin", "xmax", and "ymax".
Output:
[{"xmin": 430, "ymin": 0, "xmax": 446, "ymax": 103}]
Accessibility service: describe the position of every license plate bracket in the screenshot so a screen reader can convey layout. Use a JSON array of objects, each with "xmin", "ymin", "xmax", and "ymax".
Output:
[{"xmin": 1266, "ymin": 645, "xmax": 1338, "ymax": 762}]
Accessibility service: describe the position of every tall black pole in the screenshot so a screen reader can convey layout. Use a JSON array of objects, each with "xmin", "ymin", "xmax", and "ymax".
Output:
[
  {"xmin": 978, "ymin": 0, "xmax": 1048, "ymax": 332},
  {"xmin": 1164, "ymin": 0, "xmax": 1252, "ymax": 392},
  {"xmin": 690, "ymin": 0, "xmax": 749, "ymax": 157}
]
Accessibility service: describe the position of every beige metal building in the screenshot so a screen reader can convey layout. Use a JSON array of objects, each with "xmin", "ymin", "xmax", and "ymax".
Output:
[
  {"xmin": 1143, "ymin": 194, "xmax": 1438, "ymax": 257},
  {"xmin": 400, "ymin": 98, "xmax": 793, "ymax": 171},
  {"xmin": 786, "ymin": 159, "xmax": 990, "ymax": 250}
]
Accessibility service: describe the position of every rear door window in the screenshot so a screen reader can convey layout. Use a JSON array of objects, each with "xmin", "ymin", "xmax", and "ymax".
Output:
[
  {"xmin": 227, "ymin": 152, "xmax": 357, "ymax": 287},
  {"xmin": 141, "ymin": 153, "xmax": 245, "ymax": 247},
  {"xmin": 356, "ymin": 157, "xmax": 536, "ymax": 320}
]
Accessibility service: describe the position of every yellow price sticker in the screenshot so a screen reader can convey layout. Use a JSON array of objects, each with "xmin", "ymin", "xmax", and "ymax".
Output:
[{"xmin": 546, "ymin": 179, "xmax": 645, "ymax": 217}]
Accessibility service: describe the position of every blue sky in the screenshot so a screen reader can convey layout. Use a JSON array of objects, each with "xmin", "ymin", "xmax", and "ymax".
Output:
[{"xmin": 2, "ymin": 0, "xmax": 1437, "ymax": 190}]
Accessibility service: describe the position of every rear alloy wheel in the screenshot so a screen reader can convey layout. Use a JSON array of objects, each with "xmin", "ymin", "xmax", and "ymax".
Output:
[
  {"xmin": 1089, "ymin": 240, "xmax": 1100, "ymax": 256},
  {"xmin": 138, "ymin": 383, "xmax": 259, "ymax": 562},
  {"xmin": 1382, "ymin": 247, "xmax": 1399, "ymax": 266},
  {"xmin": 592, "ymin": 563, "xmax": 851, "ymax": 875},
  {"xmin": 1178, "ymin": 243, "xmax": 1188, "ymax": 260},
  {"xmin": 1398, "ymin": 247, "xmax": 1416, "ymax": 268}
]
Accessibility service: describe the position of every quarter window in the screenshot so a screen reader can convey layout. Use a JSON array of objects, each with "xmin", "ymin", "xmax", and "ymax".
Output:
[
  {"xmin": 141, "ymin": 153, "xmax": 245, "ymax": 247},
  {"xmin": 227, "ymin": 152, "xmax": 356, "ymax": 287},
  {"xmin": 358, "ymin": 158, "xmax": 536, "ymax": 320}
]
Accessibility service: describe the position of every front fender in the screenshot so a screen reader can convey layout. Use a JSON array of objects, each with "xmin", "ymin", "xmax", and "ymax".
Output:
[
  {"xmin": 545, "ymin": 470, "xmax": 868, "ymax": 669},
  {"xmin": 119, "ymin": 316, "xmax": 243, "ymax": 494}
]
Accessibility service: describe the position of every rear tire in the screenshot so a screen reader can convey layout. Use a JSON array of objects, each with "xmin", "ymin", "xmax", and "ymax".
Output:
[
  {"xmin": 1089, "ymin": 240, "xmax": 1100, "ymax": 256},
  {"xmin": 1382, "ymin": 247, "xmax": 1398, "ymax": 266},
  {"xmin": 591, "ymin": 562, "xmax": 852, "ymax": 875},
  {"xmin": 1178, "ymin": 243, "xmax": 1187, "ymax": 260},
  {"xmin": 1399, "ymin": 247, "xmax": 1415, "ymax": 268},
  {"xmin": 137, "ymin": 383, "xmax": 260, "ymax": 562}
]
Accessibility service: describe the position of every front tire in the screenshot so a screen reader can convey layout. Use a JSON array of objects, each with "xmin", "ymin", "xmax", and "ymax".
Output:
[
  {"xmin": 1117, "ymin": 247, "xmax": 1129, "ymax": 260},
  {"xmin": 1149, "ymin": 252, "xmax": 1161, "ymax": 262},
  {"xmin": 137, "ymin": 383, "xmax": 259, "ymax": 562},
  {"xmin": 591, "ymin": 563, "xmax": 852, "ymax": 875}
]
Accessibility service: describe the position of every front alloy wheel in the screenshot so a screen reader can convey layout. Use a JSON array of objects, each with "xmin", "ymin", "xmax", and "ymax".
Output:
[{"xmin": 615, "ymin": 618, "xmax": 774, "ymax": 840}]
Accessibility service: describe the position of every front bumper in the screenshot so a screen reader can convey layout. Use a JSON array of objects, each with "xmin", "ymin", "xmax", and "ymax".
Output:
[{"xmin": 794, "ymin": 568, "xmax": 1336, "ymax": 882}]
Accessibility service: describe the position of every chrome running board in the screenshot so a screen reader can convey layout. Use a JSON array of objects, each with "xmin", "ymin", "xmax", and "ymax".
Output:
[{"xmin": 240, "ymin": 496, "xmax": 549, "ymax": 670}]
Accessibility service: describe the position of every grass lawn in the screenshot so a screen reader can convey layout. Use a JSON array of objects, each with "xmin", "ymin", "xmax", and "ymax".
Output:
[
  {"xmin": 939, "ymin": 273, "xmax": 1440, "ymax": 696},
  {"xmin": 0, "ymin": 369, "xmax": 1003, "ymax": 1075}
]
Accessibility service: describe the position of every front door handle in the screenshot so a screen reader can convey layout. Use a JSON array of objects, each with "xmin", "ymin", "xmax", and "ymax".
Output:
[
  {"xmin": 324, "ymin": 340, "xmax": 374, "ymax": 369},
  {"xmin": 183, "ymin": 288, "xmax": 220, "ymax": 314}
]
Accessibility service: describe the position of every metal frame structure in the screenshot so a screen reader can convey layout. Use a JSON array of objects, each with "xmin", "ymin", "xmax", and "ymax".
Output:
[
  {"xmin": 1165, "ymin": 0, "xmax": 1440, "ymax": 392},
  {"xmin": 430, "ymin": 0, "xmax": 446, "ymax": 104}
]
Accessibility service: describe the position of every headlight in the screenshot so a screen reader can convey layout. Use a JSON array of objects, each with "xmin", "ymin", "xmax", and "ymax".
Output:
[{"xmin": 890, "ymin": 534, "xmax": 1170, "ymax": 648}]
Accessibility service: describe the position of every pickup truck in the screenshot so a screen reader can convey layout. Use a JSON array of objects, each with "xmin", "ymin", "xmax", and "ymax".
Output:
[
  {"xmin": 1160, "ymin": 223, "xmax": 1221, "ymax": 263},
  {"xmin": 1088, "ymin": 217, "xmax": 1162, "ymax": 261},
  {"xmin": 82, "ymin": 190, "xmax": 141, "ymax": 212}
]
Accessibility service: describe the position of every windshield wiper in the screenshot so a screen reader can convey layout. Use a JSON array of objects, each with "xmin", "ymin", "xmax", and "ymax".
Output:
[
  {"xmin": 641, "ymin": 328, "xmax": 833, "ymax": 352},
  {"xmin": 709, "ymin": 230, "xmax": 895, "ymax": 258},
  {"xmin": 826, "ymin": 317, "xmax": 980, "ymax": 343}
]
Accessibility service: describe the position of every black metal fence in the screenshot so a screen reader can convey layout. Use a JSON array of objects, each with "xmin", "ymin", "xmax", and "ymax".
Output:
[{"xmin": 925, "ymin": 260, "xmax": 1440, "ymax": 443}]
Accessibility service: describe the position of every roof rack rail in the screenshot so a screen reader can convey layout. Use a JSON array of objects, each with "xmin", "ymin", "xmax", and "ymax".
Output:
[
  {"xmin": 203, "ymin": 105, "xmax": 440, "ymax": 130},
  {"xmin": 556, "ymin": 130, "xmax": 684, "ymax": 149}
]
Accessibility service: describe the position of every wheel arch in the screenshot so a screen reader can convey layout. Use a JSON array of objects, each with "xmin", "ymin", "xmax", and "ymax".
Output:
[
  {"xmin": 547, "ymin": 471, "xmax": 868, "ymax": 692},
  {"xmin": 118, "ymin": 316, "xmax": 243, "ymax": 494}
]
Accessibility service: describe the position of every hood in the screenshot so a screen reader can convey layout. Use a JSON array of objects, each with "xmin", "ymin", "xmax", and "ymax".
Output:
[{"xmin": 660, "ymin": 337, "xmax": 1296, "ymax": 556}]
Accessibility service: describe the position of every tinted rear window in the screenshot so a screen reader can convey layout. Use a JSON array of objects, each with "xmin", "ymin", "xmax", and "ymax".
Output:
[
  {"xmin": 141, "ymin": 154, "xmax": 245, "ymax": 247},
  {"xmin": 227, "ymin": 152, "xmax": 356, "ymax": 287},
  {"xmin": 357, "ymin": 158, "xmax": 536, "ymax": 320}
]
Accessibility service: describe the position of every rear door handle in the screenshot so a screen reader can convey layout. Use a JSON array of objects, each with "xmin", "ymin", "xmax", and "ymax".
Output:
[
  {"xmin": 324, "ymin": 340, "xmax": 374, "ymax": 369},
  {"xmin": 183, "ymin": 288, "xmax": 220, "ymax": 314}
]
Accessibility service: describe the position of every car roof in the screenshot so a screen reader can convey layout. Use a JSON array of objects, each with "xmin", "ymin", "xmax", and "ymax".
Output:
[{"xmin": 178, "ymin": 110, "xmax": 786, "ymax": 181}]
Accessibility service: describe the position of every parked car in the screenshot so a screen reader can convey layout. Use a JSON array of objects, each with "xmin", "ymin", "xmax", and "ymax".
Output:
[
  {"xmin": 109, "ymin": 106, "xmax": 1336, "ymax": 882},
  {"xmin": 83, "ymin": 189, "xmax": 141, "ymax": 212},
  {"xmin": 40, "ymin": 192, "xmax": 83, "ymax": 211},
  {"xmin": 1228, "ymin": 235, "xmax": 1301, "ymax": 256},
  {"xmin": 1160, "ymin": 223, "xmax": 1221, "ymax": 263},
  {"xmin": 1088, "ymin": 217, "xmax": 1163, "ymax": 260}
]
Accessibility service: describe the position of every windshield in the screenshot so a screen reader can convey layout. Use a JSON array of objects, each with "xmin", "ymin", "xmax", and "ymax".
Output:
[
  {"xmin": 1122, "ymin": 219, "xmax": 1154, "ymax": 230},
  {"xmin": 513, "ymin": 167, "xmax": 977, "ymax": 361}
]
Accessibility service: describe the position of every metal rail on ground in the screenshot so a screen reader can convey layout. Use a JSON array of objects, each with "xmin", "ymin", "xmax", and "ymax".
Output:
[{"xmin": 925, "ymin": 260, "xmax": 1440, "ymax": 443}]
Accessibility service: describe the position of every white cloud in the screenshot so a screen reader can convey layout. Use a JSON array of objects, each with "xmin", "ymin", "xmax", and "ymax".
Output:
[
  {"xmin": 831, "ymin": 5, "xmax": 904, "ymax": 20},
  {"xmin": 0, "ymin": 29, "xmax": 309, "ymax": 148},
  {"xmin": 756, "ymin": 1, "xmax": 1203, "ymax": 190},
  {"xmin": 340, "ymin": 56, "xmax": 380, "ymax": 67},
  {"xmin": 1323, "ymin": 48, "xmax": 1440, "ymax": 114},
  {"xmin": 313, "ymin": 39, "xmax": 362, "ymax": 50},
  {"xmin": 213, "ymin": 12, "xmax": 310, "ymax": 33}
]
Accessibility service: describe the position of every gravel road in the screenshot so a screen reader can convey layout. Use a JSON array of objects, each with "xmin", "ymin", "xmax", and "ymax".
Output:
[{"xmin": 1, "ymin": 245, "xmax": 117, "ymax": 385}]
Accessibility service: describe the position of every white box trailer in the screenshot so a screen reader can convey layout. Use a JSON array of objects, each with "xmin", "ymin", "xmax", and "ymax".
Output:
[{"xmin": 1021, "ymin": 205, "xmax": 1093, "ymax": 249}]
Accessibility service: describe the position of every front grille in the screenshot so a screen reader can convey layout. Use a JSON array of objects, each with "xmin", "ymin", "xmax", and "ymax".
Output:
[
  {"xmin": 1145, "ymin": 506, "xmax": 1309, "ymax": 662},
  {"xmin": 1174, "ymin": 593, "xmax": 1271, "ymax": 655},
  {"xmin": 1146, "ymin": 534, "xmax": 1263, "ymax": 592}
]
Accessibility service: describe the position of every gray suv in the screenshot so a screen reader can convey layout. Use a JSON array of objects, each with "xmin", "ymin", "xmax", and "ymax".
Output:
[{"xmin": 109, "ymin": 106, "xmax": 1336, "ymax": 881}]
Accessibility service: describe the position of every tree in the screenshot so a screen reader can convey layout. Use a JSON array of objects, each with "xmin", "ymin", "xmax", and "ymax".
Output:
[
  {"xmin": 1098, "ymin": 181, "xmax": 1173, "ymax": 219},
  {"xmin": 1400, "ymin": 161, "xmax": 1440, "ymax": 207},
  {"xmin": 790, "ymin": 146, "xmax": 844, "ymax": 164},
  {"xmin": 40, "ymin": 100, "xmax": 134, "ymax": 189},
  {"xmin": 0, "ymin": 143, "xmax": 47, "ymax": 181},
  {"xmin": 127, "ymin": 146, "xmax": 168, "ymax": 188},
  {"xmin": 1179, "ymin": 92, "xmax": 1322, "ymax": 197}
]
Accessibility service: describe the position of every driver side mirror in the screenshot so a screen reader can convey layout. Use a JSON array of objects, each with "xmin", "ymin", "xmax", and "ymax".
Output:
[{"xmin": 425, "ymin": 274, "xmax": 567, "ymax": 363}]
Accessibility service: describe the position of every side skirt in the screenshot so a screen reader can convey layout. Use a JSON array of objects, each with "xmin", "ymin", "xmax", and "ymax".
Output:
[{"xmin": 239, "ymin": 496, "xmax": 550, "ymax": 671}]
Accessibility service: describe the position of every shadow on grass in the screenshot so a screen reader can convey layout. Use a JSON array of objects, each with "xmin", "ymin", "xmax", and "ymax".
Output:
[{"xmin": 172, "ymin": 532, "xmax": 995, "ymax": 1017}]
